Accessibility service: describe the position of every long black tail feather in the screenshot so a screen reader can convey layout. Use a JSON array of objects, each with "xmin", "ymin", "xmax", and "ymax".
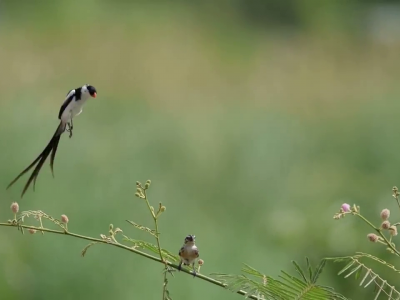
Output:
[
  {"xmin": 50, "ymin": 135, "xmax": 61, "ymax": 177},
  {"xmin": 7, "ymin": 122, "xmax": 66, "ymax": 198}
]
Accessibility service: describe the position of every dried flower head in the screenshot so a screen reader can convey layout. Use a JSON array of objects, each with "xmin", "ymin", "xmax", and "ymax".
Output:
[
  {"xmin": 389, "ymin": 226, "xmax": 398, "ymax": 236},
  {"xmin": 341, "ymin": 203, "xmax": 351, "ymax": 212},
  {"xmin": 198, "ymin": 259, "xmax": 204, "ymax": 266},
  {"xmin": 28, "ymin": 228, "xmax": 37, "ymax": 234},
  {"xmin": 10, "ymin": 202, "xmax": 19, "ymax": 214},
  {"xmin": 393, "ymin": 186, "xmax": 399, "ymax": 199},
  {"xmin": 61, "ymin": 214, "xmax": 69, "ymax": 224},
  {"xmin": 367, "ymin": 233, "xmax": 379, "ymax": 242},
  {"xmin": 380, "ymin": 209, "xmax": 390, "ymax": 220},
  {"xmin": 381, "ymin": 220, "xmax": 391, "ymax": 230},
  {"xmin": 160, "ymin": 206, "xmax": 166, "ymax": 212}
]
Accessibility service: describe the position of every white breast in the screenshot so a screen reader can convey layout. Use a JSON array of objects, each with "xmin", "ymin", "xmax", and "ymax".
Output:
[
  {"xmin": 182, "ymin": 245, "xmax": 198, "ymax": 264},
  {"xmin": 60, "ymin": 95, "xmax": 89, "ymax": 122}
]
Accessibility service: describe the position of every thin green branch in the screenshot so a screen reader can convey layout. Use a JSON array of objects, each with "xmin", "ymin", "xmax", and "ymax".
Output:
[
  {"xmin": 141, "ymin": 183, "xmax": 169, "ymax": 300},
  {"xmin": 353, "ymin": 212, "xmax": 400, "ymax": 256},
  {"xmin": 392, "ymin": 187, "xmax": 400, "ymax": 212},
  {"xmin": 0, "ymin": 222, "xmax": 260, "ymax": 300},
  {"xmin": 143, "ymin": 188, "xmax": 164, "ymax": 262}
]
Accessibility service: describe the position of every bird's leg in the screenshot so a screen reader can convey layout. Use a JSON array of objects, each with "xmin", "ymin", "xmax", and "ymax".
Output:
[
  {"xmin": 66, "ymin": 122, "xmax": 73, "ymax": 138},
  {"xmin": 178, "ymin": 261, "xmax": 182, "ymax": 272},
  {"xmin": 66, "ymin": 119, "xmax": 74, "ymax": 138},
  {"xmin": 192, "ymin": 262, "xmax": 197, "ymax": 278}
]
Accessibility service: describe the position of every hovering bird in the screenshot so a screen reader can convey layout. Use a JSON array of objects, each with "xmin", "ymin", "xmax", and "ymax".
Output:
[
  {"xmin": 7, "ymin": 84, "xmax": 97, "ymax": 198},
  {"xmin": 178, "ymin": 234, "xmax": 200, "ymax": 277}
]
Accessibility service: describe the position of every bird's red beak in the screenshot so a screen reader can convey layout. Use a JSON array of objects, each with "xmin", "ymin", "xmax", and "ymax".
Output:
[{"xmin": 92, "ymin": 92, "xmax": 97, "ymax": 98}]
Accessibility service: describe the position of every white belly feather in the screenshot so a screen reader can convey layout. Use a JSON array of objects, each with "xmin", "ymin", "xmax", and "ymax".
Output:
[{"xmin": 60, "ymin": 98, "xmax": 88, "ymax": 123}]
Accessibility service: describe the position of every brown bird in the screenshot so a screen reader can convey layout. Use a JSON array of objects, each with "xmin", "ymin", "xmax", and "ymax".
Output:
[{"xmin": 178, "ymin": 234, "xmax": 199, "ymax": 277}]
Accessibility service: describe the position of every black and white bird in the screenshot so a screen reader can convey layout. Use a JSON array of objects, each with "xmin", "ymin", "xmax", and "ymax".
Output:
[
  {"xmin": 178, "ymin": 234, "xmax": 200, "ymax": 277},
  {"xmin": 7, "ymin": 84, "xmax": 97, "ymax": 198}
]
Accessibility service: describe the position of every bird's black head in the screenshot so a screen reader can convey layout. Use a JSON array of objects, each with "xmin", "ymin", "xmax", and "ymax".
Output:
[
  {"xmin": 86, "ymin": 84, "xmax": 97, "ymax": 98},
  {"xmin": 184, "ymin": 235, "xmax": 195, "ymax": 243}
]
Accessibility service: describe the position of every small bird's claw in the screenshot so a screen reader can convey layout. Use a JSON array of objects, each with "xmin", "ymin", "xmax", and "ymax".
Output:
[{"xmin": 66, "ymin": 122, "xmax": 73, "ymax": 138}]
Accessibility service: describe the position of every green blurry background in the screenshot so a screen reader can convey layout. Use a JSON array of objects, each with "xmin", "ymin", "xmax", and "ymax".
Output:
[{"xmin": 1, "ymin": 1, "xmax": 400, "ymax": 299}]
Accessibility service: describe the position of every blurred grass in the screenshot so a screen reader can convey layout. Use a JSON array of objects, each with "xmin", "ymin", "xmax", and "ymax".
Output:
[{"xmin": 1, "ymin": 1, "xmax": 400, "ymax": 300}]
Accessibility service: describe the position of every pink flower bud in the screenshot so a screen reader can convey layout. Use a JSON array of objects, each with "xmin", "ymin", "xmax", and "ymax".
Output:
[
  {"xmin": 367, "ymin": 233, "xmax": 379, "ymax": 242},
  {"xmin": 341, "ymin": 203, "xmax": 351, "ymax": 212},
  {"xmin": 381, "ymin": 209, "xmax": 390, "ymax": 220},
  {"xmin": 29, "ymin": 228, "xmax": 37, "ymax": 234},
  {"xmin": 381, "ymin": 220, "xmax": 391, "ymax": 230},
  {"xmin": 10, "ymin": 202, "xmax": 19, "ymax": 214},
  {"xmin": 61, "ymin": 214, "xmax": 69, "ymax": 224}
]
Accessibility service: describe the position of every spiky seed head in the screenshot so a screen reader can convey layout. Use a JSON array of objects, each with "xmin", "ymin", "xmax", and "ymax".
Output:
[
  {"xmin": 389, "ymin": 226, "xmax": 398, "ymax": 236},
  {"xmin": 10, "ymin": 202, "xmax": 19, "ymax": 214},
  {"xmin": 61, "ymin": 214, "xmax": 69, "ymax": 224},
  {"xmin": 381, "ymin": 209, "xmax": 390, "ymax": 220},
  {"xmin": 381, "ymin": 220, "xmax": 391, "ymax": 230},
  {"xmin": 341, "ymin": 203, "xmax": 351, "ymax": 212},
  {"xmin": 367, "ymin": 233, "xmax": 379, "ymax": 242}
]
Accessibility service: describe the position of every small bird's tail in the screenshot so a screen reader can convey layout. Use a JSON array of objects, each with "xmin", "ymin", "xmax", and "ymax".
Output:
[{"xmin": 7, "ymin": 122, "xmax": 66, "ymax": 198}]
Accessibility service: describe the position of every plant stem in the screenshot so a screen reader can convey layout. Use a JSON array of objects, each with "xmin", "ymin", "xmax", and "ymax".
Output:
[
  {"xmin": 162, "ymin": 274, "xmax": 168, "ymax": 300},
  {"xmin": 142, "ymin": 188, "xmax": 169, "ymax": 300},
  {"xmin": 354, "ymin": 213, "xmax": 400, "ymax": 256},
  {"xmin": 0, "ymin": 222, "xmax": 260, "ymax": 300},
  {"xmin": 395, "ymin": 195, "xmax": 400, "ymax": 212},
  {"xmin": 143, "ymin": 189, "xmax": 164, "ymax": 262}
]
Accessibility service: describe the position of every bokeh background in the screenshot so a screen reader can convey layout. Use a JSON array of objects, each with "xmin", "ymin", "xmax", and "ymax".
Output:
[{"xmin": 1, "ymin": 1, "xmax": 400, "ymax": 299}]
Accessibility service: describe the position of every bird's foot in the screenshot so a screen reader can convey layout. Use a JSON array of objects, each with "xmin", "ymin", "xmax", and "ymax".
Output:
[
  {"xmin": 66, "ymin": 122, "xmax": 73, "ymax": 138},
  {"xmin": 67, "ymin": 127, "xmax": 73, "ymax": 138}
]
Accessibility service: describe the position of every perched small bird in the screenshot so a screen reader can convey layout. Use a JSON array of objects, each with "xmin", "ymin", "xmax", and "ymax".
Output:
[
  {"xmin": 178, "ymin": 234, "xmax": 200, "ymax": 277},
  {"xmin": 7, "ymin": 84, "xmax": 97, "ymax": 198}
]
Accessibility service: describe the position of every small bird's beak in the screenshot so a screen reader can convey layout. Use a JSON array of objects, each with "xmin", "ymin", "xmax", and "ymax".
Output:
[{"xmin": 92, "ymin": 92, "xmax": 97, "ymax": 98}]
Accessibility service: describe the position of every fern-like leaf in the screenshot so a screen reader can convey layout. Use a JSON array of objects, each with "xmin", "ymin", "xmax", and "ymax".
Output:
[
  {"xmin": 126, "ymin": 220, "xmax": 157, "ymax": 237},
  {"xmin": 330, "ymin": 254, "xmax": 400, "ymax": 299},
  {"xmin": 211, "ymin": 258, "xmax": 347, "ymax": 300},
  {"xmin": 122, "ymin": 236, "xmax": 179, "ymax": 262}
]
